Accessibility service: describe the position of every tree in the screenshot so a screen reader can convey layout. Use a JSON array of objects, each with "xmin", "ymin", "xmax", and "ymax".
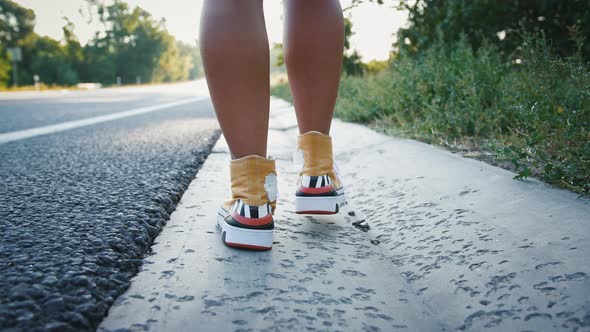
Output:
[
  {"xmin": 0, "ymin": 51, "xmax": 9, "ymax": 86},
  {"xmin": 152, "ymin": 35, "xmax": 190, "ymax": 82},
  {"xmin": 62, "ymin": 18, "xmax": 84, "ymax": 76},
  {"xmin": 0, "ymin": 0, "xmax": 203, "ymax": 87},
  {"xmin": 395, "ymin": 0, "xmax": 590, "ymax": 59},
  {"xmin": 0, "ymin": 0, "xmax": 36, "ymax": 86},
  {"xmin": 342, "ymin": 17, "xmax": 364, "ymax": 76},
  {"xmin": 81, "ymin": 0, "xmax": 202, "ymax": 85},
  {"xmin": 19, "ymin": 33, "xmax": 79, "ymax": 85},
  {"xmin": 177, "ymin": 40, "xmax": 203, "ymax": 80},
  {"xmin": 92, "ymin": 2, "xmax": 165, "ymax": 84},
  {"xmin": 0, "ymin": 0, "xmax": 35, "ymax": 47}
]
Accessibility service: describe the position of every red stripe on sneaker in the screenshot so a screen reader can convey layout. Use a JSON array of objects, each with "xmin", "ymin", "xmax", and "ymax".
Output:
[
  {"xmin": 298, "ymin": 184, "xmax": 335, "ymax": 194},
  {"xmin": 231, "ymin": 211, "xmax": 273, "ymax": 226},
  {"xmin": 224, "ymin": 242, "xmax": 272, "ymax": 250},
  {"xmin": 296, "ymin": 210, "xmax": 338, "ymax": 215}
]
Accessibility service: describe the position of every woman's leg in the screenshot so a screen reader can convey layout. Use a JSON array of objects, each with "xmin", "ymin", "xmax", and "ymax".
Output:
[
  {"xmin": 284, "ymin": 1, "xmax": 347, "ymax": 215},
  {"xmin": 283, "ymin": 0, "xmax": 344, "ymax": 135},
  {"xmin": 199, "ymin": 0, "xmax": 269, "ymax": 158},
  {"xmin": 201, "ymin": 1, "xmax": 277, "ymax": 250}
]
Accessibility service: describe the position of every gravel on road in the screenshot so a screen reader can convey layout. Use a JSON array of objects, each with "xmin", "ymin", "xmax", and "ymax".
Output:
[{"xmin": 0, "ymin": 99, "xmax": 219, "ymax": 331}]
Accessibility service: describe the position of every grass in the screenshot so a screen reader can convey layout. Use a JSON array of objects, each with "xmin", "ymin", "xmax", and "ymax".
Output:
[{"xmin": 271, "ymin": 36, "xmax": 590, "ymax": 195}]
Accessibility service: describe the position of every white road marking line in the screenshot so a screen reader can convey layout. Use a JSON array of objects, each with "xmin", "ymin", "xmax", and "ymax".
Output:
[{"xmin": 0, "ymin": 96, "xmax": 207, "ymax": 145}]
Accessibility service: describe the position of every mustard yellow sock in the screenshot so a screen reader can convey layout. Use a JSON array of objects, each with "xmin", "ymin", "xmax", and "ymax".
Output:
[
  {"xmin": 297, "ymin": 131, "xmax": 342, "ymax": 189},
  {"xmin": 223, "ymin": 155, "xmax": 277, "ymax": 213}
]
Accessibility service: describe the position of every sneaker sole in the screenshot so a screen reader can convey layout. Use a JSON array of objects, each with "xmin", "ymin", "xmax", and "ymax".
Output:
[
  {"xmin": 295, "ymin": 194, "xmax": 346, "ymax": 215},
  {"xmin": 217, "ymin": 208, "xmax": 273, "ymax": 250}
]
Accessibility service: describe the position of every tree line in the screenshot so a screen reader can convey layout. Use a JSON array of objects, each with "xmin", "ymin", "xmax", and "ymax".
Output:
[
  {"xmin": 0, "ymin": 0, "xmax": 204, "ymax": 88},
  {"xmin": 340, "ymin": 0, "xmax": 589, "ymax": 76},
  {"xmin": 349, "ymin": 0, "xmax": 590, "ymax": 62}
]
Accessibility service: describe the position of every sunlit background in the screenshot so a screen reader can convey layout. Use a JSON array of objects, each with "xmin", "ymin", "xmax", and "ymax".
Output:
[{"xmin": 15, "ymin": 0, "xmax": 407, "ymax": 62}]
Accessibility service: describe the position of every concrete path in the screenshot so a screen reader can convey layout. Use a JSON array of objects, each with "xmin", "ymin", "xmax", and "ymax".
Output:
[{"xmin": 99, "ymin": 98, "xmax": 590, "ymax": 332}]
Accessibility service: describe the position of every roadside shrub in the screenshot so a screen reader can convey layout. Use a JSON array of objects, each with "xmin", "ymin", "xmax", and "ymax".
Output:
[
  {"xmin": 337, "ymin": 37, "xmax": 509, "ymax": 137},
  {"xmin": 335, "ymin": 35, "xmax": 589, "ymax": 194},
  {"xmin": 496, "ymin": 35, "xmax": 589, "ymax": 191}
]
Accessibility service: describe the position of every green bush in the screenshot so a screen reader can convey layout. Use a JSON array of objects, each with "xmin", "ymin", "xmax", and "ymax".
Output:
[
  {"xmin": 337, "ymin": 37, "xmax": 509, "ymax": 136},
  {"xmin": 271, "ymin": 35, "xmax": 589, "ymax": 194}
]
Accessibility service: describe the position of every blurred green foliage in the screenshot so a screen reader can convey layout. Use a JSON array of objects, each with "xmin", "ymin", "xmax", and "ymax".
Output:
[
  {"xmin": 0, "ymin": 0, "xmax": 203, "ymax": 87},
  {"xmin": 0, "ymin": 0, "xmax": 34, "ymax": 46},
  {"xmin": 342, "ymin": 17, "xmax": 364, "ymax": 76},
  {"xmin": 394, "ymin": 0, "xmax": 590, "ymax": 60}
]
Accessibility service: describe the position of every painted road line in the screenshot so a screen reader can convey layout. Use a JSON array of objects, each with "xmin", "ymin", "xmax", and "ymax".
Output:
[{"xmin": 0, "ymin": 96, "xmax": 207, "ymax": 145}]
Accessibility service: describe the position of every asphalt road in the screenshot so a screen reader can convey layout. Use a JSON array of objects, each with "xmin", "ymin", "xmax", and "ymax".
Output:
[{"xmin": 0, "ymin": 82, "xmax": 219, "ymax": 331}]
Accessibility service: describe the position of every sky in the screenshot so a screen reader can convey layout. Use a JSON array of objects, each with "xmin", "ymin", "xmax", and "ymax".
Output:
[{"xmin": 14, "ymin": 0, "xmax": 408, "ymax": 61}]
